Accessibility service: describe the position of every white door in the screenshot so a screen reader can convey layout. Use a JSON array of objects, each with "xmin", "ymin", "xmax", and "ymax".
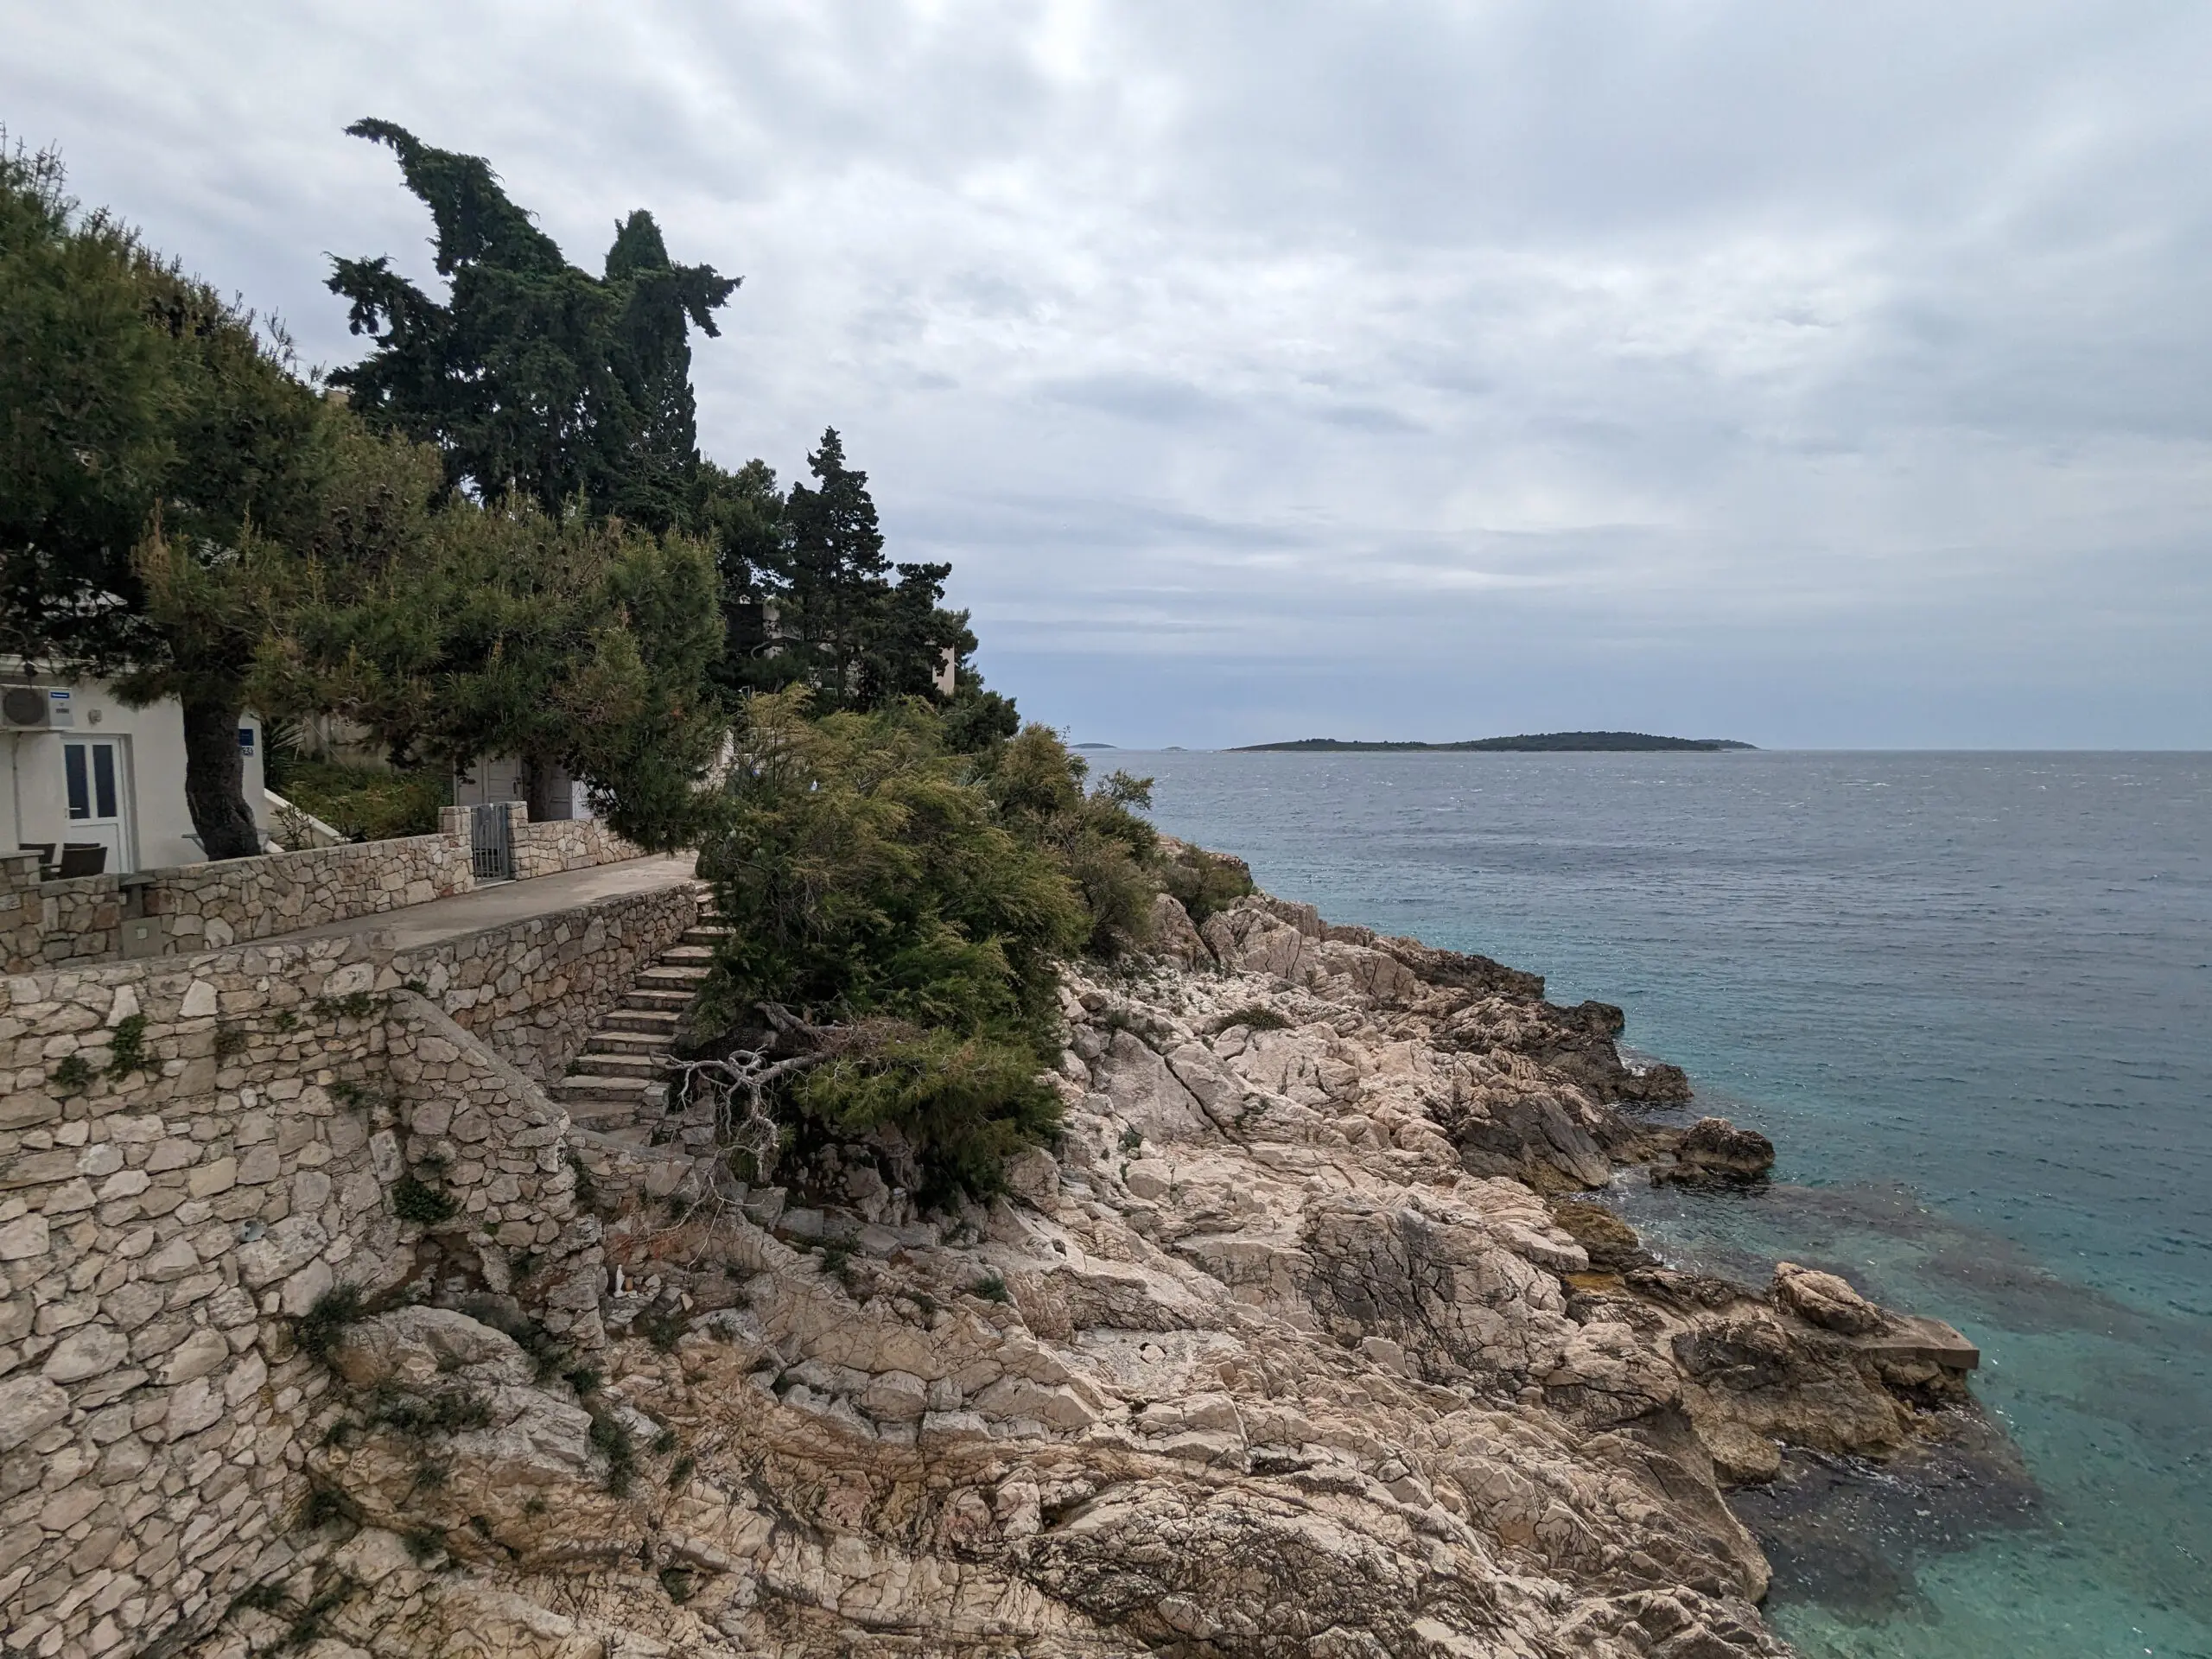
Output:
[{"xmin": 61, "ymin": 737, "xmax": 134, "ymax": 874}]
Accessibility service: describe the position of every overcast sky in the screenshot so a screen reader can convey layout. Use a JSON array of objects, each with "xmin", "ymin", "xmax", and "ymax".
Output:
[{"xmin": 8, "ymin": 2, "xmax": 2209, "ymax": 747}]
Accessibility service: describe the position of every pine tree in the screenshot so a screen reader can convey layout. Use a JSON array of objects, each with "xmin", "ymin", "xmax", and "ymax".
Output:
[
  {"xmin": 286, "ymin": 481, "xmax": 724, "ymax": 848},
  {"xmin": 1, "ymin": 140, "xmax": 326, "ymax": 858}
]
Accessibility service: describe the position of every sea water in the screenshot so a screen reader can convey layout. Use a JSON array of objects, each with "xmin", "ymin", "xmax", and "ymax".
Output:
[{"xmin": 1121, "ymin": 748, "xmax": 2210, "ymax": 1658}]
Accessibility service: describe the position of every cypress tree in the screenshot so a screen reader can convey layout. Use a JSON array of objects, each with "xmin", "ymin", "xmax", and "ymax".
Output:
[
  {"xmin": 780, "ymin": 428, "xmax": 887, "ymax": 703},
  {"xmin": 327, "ymin": 119, "xmax": 737, "ymax": 529}
]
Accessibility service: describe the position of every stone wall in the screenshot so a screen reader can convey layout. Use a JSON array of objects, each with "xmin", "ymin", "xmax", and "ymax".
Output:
[
  {"xmin": 435, "ymin": 804, "xmax": 646, "ymax": 883},
  {"xmin": 0, "ymin": 832, "xmax": 476, "ymax": 975},
  {"xmin": 142, "ymin": 835, "xmax": 475, "ymax": 956},
  {"xmin": 0, "ymin": 927, "xmax": 621, "ymax": 1656},
  {"xmin": 508, "ymin": 818, "xmax": 643, "ymax": 880},
  {"xmin": 7, "ymin": 808, "xmax": 660, "ymax": 977},
  {"xmin": 0, "ymin": 937, "xmax": 395, "ymax": 1659},
  {"xmin": 0, "ymin": 855, "xmax": 66, "ymax": 972},
  {"xmin": 394, "ymin": 877, "xmax": 702, "ymax": 1084},
  {"xmin": 382, "ymin": 993, "xmax": 602, "ymax": 1347}
]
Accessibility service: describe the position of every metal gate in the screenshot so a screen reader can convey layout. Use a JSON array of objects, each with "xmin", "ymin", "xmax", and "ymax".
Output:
[{"xmin": 468, "ymin": 803, "xmax": 513, "ymax": 882}]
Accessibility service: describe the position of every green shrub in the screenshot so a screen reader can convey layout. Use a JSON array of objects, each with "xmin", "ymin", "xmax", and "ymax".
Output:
[
  {"xmin": 283, "ymin": 1573, "xmax": 357, "ymax": 1651},
  {"xmin": 588, "ymin": 1409, "xmax": 637, "ymax": 1495},
  {"xmin": 697, "ymin": 690, "xmax": 1089, "ymax": 1194},
  {"xmin": 970, "ymin": 1271, "xmax": 1012, "ymax": 1305},
  {"xmin": 365, "ymin": 1388, "xmax": 492, "ymax": 1438},
  {"xmin": 1159, "ymin": 842, "xmax": 1255, "ymax": 925},
  {"xmin": 292, "ymin": 1282, "xmax": 366, "ymax": 1364},
  {"xmin": 232, "ymin": 1580, "xmax": 288, "ymax": 1615},
  {"xmin": 1212, "ymin": 1004, "xmax": 1293, "ymax": 1033},
  {"xmin": 276, "ymin": 760, "xmax": 449, "ymax": 842},
  {"xmin": 105, "ymin": 1013, "xmax": 150, "ymax": 1078},
  {"xmin": 794, "ymin": 1027, "xmax": 1065, "ymax": 1199},
  {"xmin": 692, "ymin": 693, "xmax": 1267, "ymax": 1196},
  {"xmin": 971, "ymin": 728, "xmax": 1162, "ymax": 957},
  {"xmin": 297, "ymin": 1482, "xmax": 359, "ymax": 1531},
  {"xmin": 637, "ymin": 1307, "xmax": 688, "ymax": 1352},
  {"xmin": 391, "ymin": 1173, "xmax": 457, "ymax": 1225}
]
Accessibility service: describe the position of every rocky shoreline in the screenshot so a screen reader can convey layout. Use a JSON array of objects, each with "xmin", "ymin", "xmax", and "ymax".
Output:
[{"xmin": 266, "ymin": 878, "xmax": 1987, "ymax": 1657}]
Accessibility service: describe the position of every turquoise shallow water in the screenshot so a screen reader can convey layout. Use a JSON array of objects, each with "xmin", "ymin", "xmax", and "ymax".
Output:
[{"xmin": 1122, "ymin": 748, "xmax": 2211, "ymax": 1658}]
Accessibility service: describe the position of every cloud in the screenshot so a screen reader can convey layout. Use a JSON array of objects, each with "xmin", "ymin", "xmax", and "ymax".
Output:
[
  {"xmin": 1037, "ymin": 372, "xmax": 1228, "ymax": 424},
  {"xmin": 5, "ymin": 0, "xmax": 2209, "ymax": 745}
]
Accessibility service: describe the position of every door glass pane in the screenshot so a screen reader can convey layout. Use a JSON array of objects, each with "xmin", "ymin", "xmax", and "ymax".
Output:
[
  {"xmin": 92, "ymin": 745, "xmax": 117, "ymax": 819},
  {"xmin": 64, "ymin": 745, "xmax": 88, "ymax": 819}
]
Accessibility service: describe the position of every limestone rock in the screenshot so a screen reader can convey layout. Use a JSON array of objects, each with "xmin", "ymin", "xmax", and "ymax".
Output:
[
  {"xmin": 242, "ymin": 884, "xmax": 1984, "ymax": 1659},
  {"xmin": 330, "ymin": 1306, "xmax": 537, "ymax": 1392},
  {"xmin": 1550, "ymin": 1199, "xmax": 1655, "ymax": 1274},
  {"xmin": 1147, "ymin": 893, "xmax": 1212, "ymax": 968},
  {"xmin": 1654, "ymin": 1116, "xmax": 1777, "ymax": 1185},
  {"xmin": 1772, "ymin": 1261, "xmax": 1887, "ymax": 1335}
]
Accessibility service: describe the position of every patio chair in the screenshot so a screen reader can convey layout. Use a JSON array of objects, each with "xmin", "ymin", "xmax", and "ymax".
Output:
[{"xmin": 55, "ymin": 843, "xmax": 108, "ymax": 879}]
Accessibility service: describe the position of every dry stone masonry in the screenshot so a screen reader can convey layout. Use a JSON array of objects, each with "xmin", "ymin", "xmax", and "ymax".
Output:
[
  {"xmin": 508, "ymin": 818, "xmax": 643, "ymax": 880},
  {"xmin": 4, "ymin": 811, "xmax": 652, "ymax": 977},
  {"xmin": 1, "ymin": 837, "xmax": 474, "ymax": 975},
  {"xmin": 0, "ymin": 868, "xmax": 707, "ymax": 1659},
  {"xmin": 1, "ymin": 938, "xmax": 397, "ymax": 1659},
  {"xmin": 391, "ymin": 878, "xmax": 701, "ymax": 1086}
]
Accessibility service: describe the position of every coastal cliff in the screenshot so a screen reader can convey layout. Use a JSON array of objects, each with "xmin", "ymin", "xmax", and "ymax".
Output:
[{"xmin": 245, "ymin": 880, "xmax": 1980, "ymax": 1658}]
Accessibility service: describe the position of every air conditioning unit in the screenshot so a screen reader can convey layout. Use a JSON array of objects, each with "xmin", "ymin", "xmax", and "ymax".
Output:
[{"xmin": 1, "ymin": 684, "xmax": 54, "ymax": 730}]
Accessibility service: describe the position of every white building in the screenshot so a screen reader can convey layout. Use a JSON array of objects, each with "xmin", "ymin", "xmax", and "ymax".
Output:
[
  {"xmin": 1, "ymin": 674, "xmax": 267, "ymax": 874},
  {"xmin": 449, "ymin": 757, "xmax": 594, "ymax": 821}
]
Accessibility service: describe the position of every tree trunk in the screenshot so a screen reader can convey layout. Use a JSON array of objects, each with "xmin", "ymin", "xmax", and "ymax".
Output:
[
  {"xmin": 181, "ymin": 697, "xmax": 263, "ymax": 861},
  {"xmin": 521, "ymin": 753, "xmax": 568, "ymax": 823}
]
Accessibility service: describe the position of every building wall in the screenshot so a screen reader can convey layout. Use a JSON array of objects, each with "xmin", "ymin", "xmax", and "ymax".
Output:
[
  {"xmin": 450, "ymin": 757, "xmax": 592, "ymax": 822},
  {"xmin": 2, "ymin": 677, "xmax": 266, "ymax": 874}
]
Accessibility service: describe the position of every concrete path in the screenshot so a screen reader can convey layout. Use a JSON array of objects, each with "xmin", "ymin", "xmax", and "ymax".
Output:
[{"xmin": 262, "ymin": 854, "xmax": 702, "ymax": 952}]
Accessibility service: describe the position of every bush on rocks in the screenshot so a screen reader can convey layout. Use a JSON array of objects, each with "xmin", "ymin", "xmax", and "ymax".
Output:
[
  {"xmin": 696, "ymin": 690, "xmax": 1087, "ymax": 1194},
  {"xmin": 695, "ymin": 689, "xmax": 1253, "ymax": 1195}
]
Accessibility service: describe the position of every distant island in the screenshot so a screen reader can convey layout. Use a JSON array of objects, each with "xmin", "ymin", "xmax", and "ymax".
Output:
[{"xmin": 1233, "ymin": 731, "xmax": 1756, "ymax": 753}]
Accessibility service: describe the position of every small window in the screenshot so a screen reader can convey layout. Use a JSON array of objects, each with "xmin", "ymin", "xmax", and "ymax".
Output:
[
  {"xmin": 92, "ymin": 744, "xmax": 117, "ymax": 820},
  {"xmin": 64, "ymin": 744, "xmax": 89, "ymax": 819}
]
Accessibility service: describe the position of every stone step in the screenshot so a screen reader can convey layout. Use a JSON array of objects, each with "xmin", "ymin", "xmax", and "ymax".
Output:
[
  {"xmin": 570, "ymin": 1052, "xmax": 664, "ymax": 1080},
  {"xmin": 583, "ymin": 1030, "xmax": 669, "ymax": 1054},
  {"xmin": 658, "ymin": 944, "xmax": 716, "ymax": 966},
  {"xmin": 563, "ymin": 1103, "xmax": 654, "ymax": 1136},
  {"xmin": 682, "ymin": 926, "xmax": 731, "ymax": 944},
  {"xmin": 601, "ymin": 1007, "xmax": 680, "ymax": 1034},
  {"xmin": 623, "ymin": 988, "xmax": 693, "ymax": 1013},
  {"xmin": 555, "ymin": 1074, "xmax": 663, "ymax": 1105},
  {"xmin": 639, "ymin": 964, "xmax": 711, "ymax": 987}
]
